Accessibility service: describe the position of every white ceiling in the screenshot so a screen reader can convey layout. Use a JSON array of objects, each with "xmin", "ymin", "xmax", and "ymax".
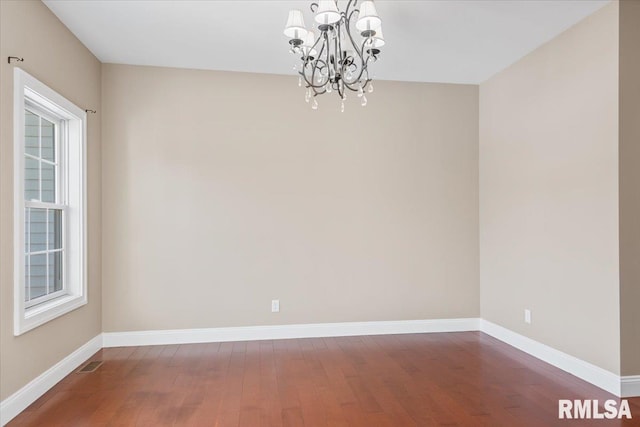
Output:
[{"xmin": 43, "ymin": 0, "xmax": 609, "ymax": 84}]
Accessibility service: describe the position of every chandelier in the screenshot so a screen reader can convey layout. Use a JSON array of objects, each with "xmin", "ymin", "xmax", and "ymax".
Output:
[{"xmin": 283, "ymin": 1, "xmax": 385, "ymax": 111}]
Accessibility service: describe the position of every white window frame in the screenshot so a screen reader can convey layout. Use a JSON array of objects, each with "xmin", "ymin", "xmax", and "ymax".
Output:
[{"xmin": 13, "ymin": 68, "xmax": 87, "ymax": 336}]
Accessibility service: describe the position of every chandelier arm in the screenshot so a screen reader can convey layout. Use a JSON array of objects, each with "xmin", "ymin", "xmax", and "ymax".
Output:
[
  {"xmin": 336, "ymin": 29, "xmax": 342, "ymax": 79},
  {"xmin": 344, "ymin": 0, "xmax": 358, "ymax": 23},
  {"xmin": 333, "ymin": 27, "xmax": 340, "ymax": 80},
  {"xmin": 300, "ymin": 71, "xmax": 330, "ymax": 89},
  {"xmin": 311, "ymin": 41, "xmax": 327, "ymax": 85},
  {"xmin": 360, "ymin": 37, "xmax": 372, "ymax": 65},
  {"xmin": 347, "ymin": 9, "xmax": 359, "ymax": 30},
  {"xmin": 308, "ymin": 28, "xmax": 324, "ymax": 54},
  {"xmin": 343, "ymin": 78, "xmax": 370, "ymax": 92},
  {"xmin": 337, "ymin": 18, "xmax": 351, "ymax": 80},
  {"xmin": 300, "ymin": 41, "xmax": 329, "ymax": 89},
  {"xmin": 338, "ymin": 58, "xmax": 350, "ymax": 85},
  {"xmin": 339, "ymin": 53, "xmax": 362, "ymax": 84},
  {"xmin": 312, "ymin": 83, "xmax": 327, "ymax": 96},
  {"xmin": 342, "ymin": 81, "xmax": 362, "ymax": 92},
  {"xmin": 324, "ymin": 31, "xmax": 333, "ymax": 80},
  {"xmin": 340, "ymin": 38, "xmax": 370, "ymax": 86},
  {"xmin": 315, "ymin": 43, "xmax": 329, "ymax": 74},
  {"xmin": 301, "ymin": 58, "xmax": 330, "ymax": 89},
  {"xmin": 338, "ymin": 4, "xmax": 369, "ymax": 87},
  {"xmin": 351, "ymin": 38, "xmax": 373, "ymax": 83},
  {"xmin": 344, "ymin": 1, "xmax": 363, "ymax": 59}
]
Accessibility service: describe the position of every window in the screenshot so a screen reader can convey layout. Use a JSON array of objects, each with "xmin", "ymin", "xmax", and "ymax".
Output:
[{"xmin": 13, "ymin": 68, "xmax": 87, "ymax": 335}]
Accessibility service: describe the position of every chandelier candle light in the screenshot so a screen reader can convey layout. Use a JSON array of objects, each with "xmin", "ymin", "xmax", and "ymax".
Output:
[{"xmin": 284, "ymin": 0, "xmax": 385, "ymax": 111}]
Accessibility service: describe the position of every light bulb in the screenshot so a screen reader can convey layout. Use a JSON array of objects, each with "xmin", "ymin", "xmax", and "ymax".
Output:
[
  {"xmin": 312, "ymin": 98, "xmax": 318, "ymax": 110},
  {"xmin": 361, "ymin": 95, "xmax": 367, "ymax": 107},
  {"xmin": 341, "ymin": 100, "xmax": 345, "ymax": 113},
  {"xmin": 368, "ymin": 83, "xmax": 374, "ymax": 93}
]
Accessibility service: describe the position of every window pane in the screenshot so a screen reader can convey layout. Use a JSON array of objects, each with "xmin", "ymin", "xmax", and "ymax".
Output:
[
  {"xmin": 24, "ymin": 157, "xmax": 39, "ymax": 201},
  {"xmin": 28, "ymin": 253, "xmax": 47, "ymax": 300},
  {"xmin": 41, "ymin": 118, "xmax": 55, "ymax": 162},
  {"xmin": 41, "ymin": 162, "xmax": 55, "ymax": 203},
  {"xmin": 48, "ymin": 252, "xmax": 62, "ymax": 293},
  {"xmin": 28, "ymin": 208, "xmax": 47, "ymax": 252},
  {"xmin": 25, "ymin": 110, "xmax": 39, "ymax": 157},
  {"xmin": 47, "ymin": 209, "xmax": 63, "ymax": 250}
]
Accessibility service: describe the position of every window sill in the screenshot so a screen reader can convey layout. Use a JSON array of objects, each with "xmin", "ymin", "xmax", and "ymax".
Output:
[{"xmin": 15, "ymin": 293, "xmax": 87, "ymax": 336}]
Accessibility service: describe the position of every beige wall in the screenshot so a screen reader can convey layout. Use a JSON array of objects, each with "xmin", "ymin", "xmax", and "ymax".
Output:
[
  {"xmin": 0, "ymin": 1, "xmax": 102, "ymax": 400},
  {"xmin": 480, "ymin": 3, "xmax": 620, "ymax": 373},
  {"xmin": 101, "ymin": 64, "xmax": 479, "ymax": 332},
  {"xmin": 619, "ymin": 0, "xmax": 640, "ymax": 377}
]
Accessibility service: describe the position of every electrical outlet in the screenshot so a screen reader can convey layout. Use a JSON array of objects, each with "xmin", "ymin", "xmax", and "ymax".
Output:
[
  {"xmin": 524, "ymin": 309, "xmax": 531, "ymax": 324},
  {"xmin": 271, "ymin": 299, "xmax": 280, "ymax": 313}
]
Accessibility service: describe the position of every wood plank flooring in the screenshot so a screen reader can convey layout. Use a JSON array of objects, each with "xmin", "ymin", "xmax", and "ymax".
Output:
[{"xmin": 8, "ymin": 332, "xmax": 640, "ymax": 426}]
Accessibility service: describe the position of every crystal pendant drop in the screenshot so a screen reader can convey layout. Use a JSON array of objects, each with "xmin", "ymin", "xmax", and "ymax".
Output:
[
  {"xmin": 357, "ymin": 85, "xmax": 364, "ymax": 98},
  {"xmin": 361, "ymin": 95, "xmax": 368, "ymax": 107},
  {"xmin": 312, "ymin": 98, "xmax": 318, "ymax": 110},
  {"xmin": 298, "ymin": 76, "xmax": 302, "ymax": 87},
  {"xmin": 341, "ymin": 100, "xmax": 345, "ymax": 113},
  {"xmin": 368, "ymin": 83, "xmax": 374, "ymax": 93},
  {"xmin": 327, "ymin": 84, "xmax": 332, "ymax": 93},
  {"xmin": 305, "ymin": 88, "xmax": 311, "ymax": 103}
]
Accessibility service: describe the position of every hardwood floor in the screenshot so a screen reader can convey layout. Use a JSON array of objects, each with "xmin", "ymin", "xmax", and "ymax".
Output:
[{"xmin": 8, "ymin": 332, "xmax": 640, "ymax": 426}]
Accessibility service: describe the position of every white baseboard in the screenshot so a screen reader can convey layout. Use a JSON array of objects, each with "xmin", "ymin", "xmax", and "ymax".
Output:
[
  {"xmin": 479, "ymin": 319, "xmax": 623, "ymax": 396},
  {"xmin": 102, "ymin": 319, "xmax": 638, "ymax": 398},
  {"xmin": 621, "ymin": 375, "xmax": 640, "ymax": 398},
  {"xmin": 0, "ymin": 334, "xmax": 102, "ymax": 426},
  {"xmin": 3, "ymin": 319, "xmax": 637, "ymax": 426},
  {"xmin": 102, "ymin": 317, "xmax": 481, "ymax": 348}
]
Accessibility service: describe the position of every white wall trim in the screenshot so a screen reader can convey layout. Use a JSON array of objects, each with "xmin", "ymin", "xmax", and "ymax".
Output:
[
  {"xmin": 3, "ymin": 319, "xmax": 637, "ymax": 426},
  {"xmin": 102, "ymin": 318, "xmax": 481, "ymax": 347},
  {"xmin": 101, "ymin": 318, "xmax": 638, "ymax": 398},
  {"xmin": 480, "ymin": 319, "xmax": 623, "ymax": 396},
  {"xmin": 0, "ymin": 334, "xmax": 102, "ymax": 426},
  {"xmin": 621, "ymin": 375, "xmax": 640, "ymax": 398}
]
